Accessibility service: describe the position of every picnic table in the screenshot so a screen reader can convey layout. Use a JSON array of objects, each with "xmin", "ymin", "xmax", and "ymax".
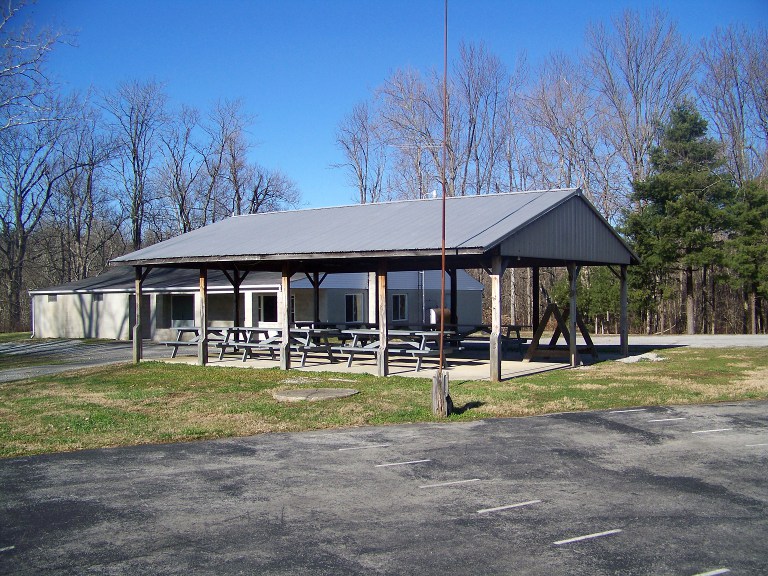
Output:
[
  {"xmin": 161, "ymin": 327, "xmax": 224, "ymax": 358},
  {"xmin": 216, "ymin": 327, "xmax": 277, "ymax": 360},
  {"xmin": 220, "ymin": 327, "xmax": 340, "ymax": 366},
  {"xmin": 449, "ymin": 324, "xmax": 530, "ymax": 351},
  {"xmin": 335, "ymin": 328, "xmax": 452, "ymax": 371}
]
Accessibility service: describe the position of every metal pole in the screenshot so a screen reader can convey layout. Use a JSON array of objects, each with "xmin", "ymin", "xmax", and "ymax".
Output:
[{"xmin": 433, "ymin": 0, "xmax": 449, "ymax": 417}]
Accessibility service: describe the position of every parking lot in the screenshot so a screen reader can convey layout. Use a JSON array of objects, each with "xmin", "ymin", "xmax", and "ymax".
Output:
[{"xmin": 1, "ymin": 401, "xmax": 766, "ymax": 575}]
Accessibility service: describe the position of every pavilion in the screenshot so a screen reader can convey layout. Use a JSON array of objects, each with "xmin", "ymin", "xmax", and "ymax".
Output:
[{"xmin": 112, "ymin": 188, "xmax": 639, "ymax": 381}]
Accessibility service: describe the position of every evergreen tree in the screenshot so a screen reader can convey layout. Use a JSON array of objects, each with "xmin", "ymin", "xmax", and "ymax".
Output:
[
  {"xmin": 725, "ymin": 180, "xmax": 768, "ymax": 333},
  {"xmin": 624, "ymin": 101, "xmax": 733, "ymax": 334}
]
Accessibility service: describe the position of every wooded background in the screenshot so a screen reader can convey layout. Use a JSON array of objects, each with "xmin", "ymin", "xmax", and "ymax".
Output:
[{"xmin": 2, "ymin": 2, "xmax": 766, "ymax": 334}]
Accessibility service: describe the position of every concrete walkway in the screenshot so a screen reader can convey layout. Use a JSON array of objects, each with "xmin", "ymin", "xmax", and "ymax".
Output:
[{"xmin": 1, "ymin": 334, "xmax": 766, "ymax": 383}]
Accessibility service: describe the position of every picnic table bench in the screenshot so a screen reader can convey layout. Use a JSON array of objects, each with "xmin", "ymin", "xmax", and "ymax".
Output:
[
  {"xmin": 335, "ymin": 329, "xmax": 452, "ymax": 371},
  {"xmin": 447, "ymin": 324, "xmax": 530, "ymax": 351},
  {"xmin": 160, "ymin": 327, "xmax": 224, "ymax": 358},
  {"xmin": 217, "ymin": 327, "xmax": 340, "ymax": 367}
]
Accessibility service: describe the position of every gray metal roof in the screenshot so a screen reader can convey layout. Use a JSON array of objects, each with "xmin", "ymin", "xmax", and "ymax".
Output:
[{"xmin": 111, "ymin": 188, "xmax": 638, "ymax": 269}]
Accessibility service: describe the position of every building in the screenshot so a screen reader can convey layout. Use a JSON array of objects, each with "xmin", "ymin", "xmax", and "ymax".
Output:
[{"xmin": 29, "ymin": 267, "xmax": 483, "ymax": 341}]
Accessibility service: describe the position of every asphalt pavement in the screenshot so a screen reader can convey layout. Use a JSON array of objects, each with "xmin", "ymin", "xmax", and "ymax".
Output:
[{"xmin": 1, "ymin": 401, "xmax": 766, "ymax": 575}]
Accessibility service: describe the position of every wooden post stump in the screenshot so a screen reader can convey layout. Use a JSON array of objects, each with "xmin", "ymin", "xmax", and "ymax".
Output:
[{"xmin": 432, "ymin": 371, "xmax": 450, "ymax": 417}]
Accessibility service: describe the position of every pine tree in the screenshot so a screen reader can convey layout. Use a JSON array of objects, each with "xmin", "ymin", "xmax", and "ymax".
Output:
[{"xmin": 625, "ymin": 102, "xmax": 733, "ymax": 334}]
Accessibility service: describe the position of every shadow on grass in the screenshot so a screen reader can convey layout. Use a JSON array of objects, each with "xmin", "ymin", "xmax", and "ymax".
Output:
[{"xmin": 451, "ymin": 400, "xmax": 484, "ymax": 415}]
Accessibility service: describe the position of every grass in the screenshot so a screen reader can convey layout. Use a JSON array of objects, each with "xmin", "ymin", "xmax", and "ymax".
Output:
[
  {"xmin": 1, "ymin": 347, "xmax": 767, "ymax": 458},
  {"xmin": 0, "ymin": 332, "xmax": 32, "ymax": 344}
]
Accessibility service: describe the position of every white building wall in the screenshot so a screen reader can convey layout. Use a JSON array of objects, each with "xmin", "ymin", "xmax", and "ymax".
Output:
[{"xmin": 33, "ymin": 293, "xmax": 133, "ymax": 340}]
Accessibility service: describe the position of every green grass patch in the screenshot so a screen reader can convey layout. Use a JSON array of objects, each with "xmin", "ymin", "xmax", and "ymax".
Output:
[
  {"xmin": 0, "ymin": 332, "xmax": 32, "ymax": 344},
  {"xmin": 1, "ymin": 347, "xmax": 767, "ymax": 458}
]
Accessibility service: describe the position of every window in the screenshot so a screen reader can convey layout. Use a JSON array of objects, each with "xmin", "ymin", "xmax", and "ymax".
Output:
[
  {"xmin": 345, "ymin": 294, "xmax": 362, "ymax": 323},
  {"xmin": 93, "ymin": 293, "xmax": 103, "ymax": 302},
  {"xmin": 47, "ymin": 295, "xmax": 57, "ymax": 303},
  {"xmin": 392, "ymin": 294, "xmax": 408, "ymax": 322},
  {"xmin": 290, "ymin": 294, "xmax": 296, "ymax": 324},
  {"xmin": 257, "ymin": 294, "xmax": 278, "ymax": 323},
  {"xmin": 171, "ymin": 295, "xmax": 195, "ymax": 327}
]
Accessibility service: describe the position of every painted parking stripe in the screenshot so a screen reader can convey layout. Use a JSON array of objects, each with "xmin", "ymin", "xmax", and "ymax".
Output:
[
  {"xmin": 692, "ymin": 428, "xmax": 732, "ymax": 434},
  {"xmin": 691, "ymin": 569, "xmax": 730, "ymax": 576},
  {"xmin": 477, "ymin": 500, "xmax": 542, "ymax": 514},
  {"xmin": 375, "ymin": 459, "xmax": 431, "ymax": 467},
  {"xmin": 338, "ymin": 443, "xmax": 390, "ymax": 451},
  {"xmin": 610, "ymin": 408, "xmax": 646, "ymax": 413},
  {"xmin": 0, "ymin": 546, "xmax": 15, "ymax": 553},
  {"xmin": 553, "ymin": 529, "xmax": 622, "ymax": 545},
  {"xmin": 648, "ymin": 417, "xmax": 687, "ymax": 422},
  {"xmin": 419, "ymin": 479, "xmax": 480, "ymax": 489},
  {"xmin": 746, "ymin": 443, "xmax": 767, "ymax": 447}
]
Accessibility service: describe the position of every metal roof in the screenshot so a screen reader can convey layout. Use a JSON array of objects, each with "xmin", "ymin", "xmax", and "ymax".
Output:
[{"xmin": 111, "ymin": 188, "xmax": 638, "ymax": 270}]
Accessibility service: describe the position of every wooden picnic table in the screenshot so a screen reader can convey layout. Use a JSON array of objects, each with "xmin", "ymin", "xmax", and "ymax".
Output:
[
  {"xmin": 336, "ymin": 328, "xmax": 452, "ymax": 371},
  {"xmin": 449, "ymin": 324, "xmax": 531, "ymax": 350},
  {"xmin": 216, "ymin": 327, "xmax": 277, "ymax": 360},
  {"xmin": 161, "ymin": 327, "xmax": 224, "ymax": 358},
  {"xmin": 222, "ymin": 327, "xmax": 340, "ymax": 366}
]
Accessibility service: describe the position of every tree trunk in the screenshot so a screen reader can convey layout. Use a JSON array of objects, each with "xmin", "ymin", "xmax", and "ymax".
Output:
[{"xmin": 686, "ymin": 266, "xmax": 695, "ymax": 335}]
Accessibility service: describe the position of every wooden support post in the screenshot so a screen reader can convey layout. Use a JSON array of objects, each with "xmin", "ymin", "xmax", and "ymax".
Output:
[
  {"xmin": 490, "ymin": 256, "xmax": 506, "ymax": 382},
  {"xmin": 449, "ymin": 269, "xmax": 458, "ymax": 326},
  {"xmin": 532, "ymin": 266, "xmax": 540, "ymax": 333},
  {"xmin": 280, "ymin": 263, "xmax": 291, "ymax": 370},
  {"xmin": 377, "ymin": 263, "xmax": 388, "ymax": 377},
  {"xmin": 368, "ymin": 272, "xmax": 377, "ymax": 324},
  {"xmin": 620, "ymin": 264, "xmax": 629, "ymax": 357},
  {"xmin": 133, "ymin": 266, "xmax": 143, "ymax": 364},
  {"xmin": 312, "ymin": 271, "xmax": 320, "ymax": 324},
  {"xmin": 567, "ymin": 263, "xmax": 581, "ymax": 367},
  {"xmin": 198, "ymin": 267, "xmax": 208, "ymax": 366}
]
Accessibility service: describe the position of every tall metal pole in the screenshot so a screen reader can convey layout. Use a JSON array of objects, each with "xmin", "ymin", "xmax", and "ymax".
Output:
[{"xmin": 433, "ymin": 0, "xmax": 449, "ymax": 417}]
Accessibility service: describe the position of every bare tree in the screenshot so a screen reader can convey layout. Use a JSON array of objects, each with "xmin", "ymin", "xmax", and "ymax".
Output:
[
  {"xmin": 335, "ymin": 101, "xmax": 387, "ymax": 204},
  {"xmin": 44, "ymin": 95, "xmax": 121, "ymax": 283},
  {"xmin": 0, "ymin": 95, "xmax": 78, "ymax": 329},
  {"xmin": 0, "ymin": 0, "xmax": 58, "ymax": 134},
  {"xmin": 586, "ymin": 8, "xmax": 695, "ymax": 186},
  {"xmin": 379, "ymin": 68, "xmax": 443, "ymax": 198},
  {"xmin": 245, "ymin": 165, "xmax": 300, "ymax": 213},
  {"xmin": 158, "ymin": 104, "xmax": 205, "ymax": 233},
  {"xmin": 698, "ymin": 26, "xmax": 764, "ymax": 186},
  {"xmin": 454, "ymin": 42, "xmax": 506, "ymax": 196},
  {"xmin": 103, "ymin": 79, "xmax": 167, "ymax": 250}
]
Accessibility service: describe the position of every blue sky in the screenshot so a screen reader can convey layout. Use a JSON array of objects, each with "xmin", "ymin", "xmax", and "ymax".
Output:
[{"xmin": 30, "ymin": 0, "xmax": 768, "ymax": 209}]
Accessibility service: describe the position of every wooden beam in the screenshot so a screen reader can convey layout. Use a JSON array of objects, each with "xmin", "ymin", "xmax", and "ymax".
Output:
[
  {"xmin": 568, "ymin": 263, "xmax": 581, "ymax": 367},
  {"xmin": 490, "ymin": 256, "xmax": 507, "ymax": 382},
  {"xmin": 377, "ymin": 263, "xmax": 388, "ymax": 377},
  {"xmin": 620, "ymin": 264, "xmax": 629, "ymax": 357},
  {"xmin": 198, "ymin": 267, "xmax": 208, "ymax": 366},
  {"xmin": 280, "ymin": 263, "xmax": 291, "ymax": 370},
  {"xmin": 449, "ymin": 269, "xmax": 458, "ymax": 325},
  {"xmin": 532, "ymin": 266, "xmax": 540, "ymax": 333},
  {"xmin": 368, "ymin": 272, "xmax": 377, "ymax": 324},
  {"xmin": 133, "ymin": 266, "xmax": 143, "ymax": 364}
]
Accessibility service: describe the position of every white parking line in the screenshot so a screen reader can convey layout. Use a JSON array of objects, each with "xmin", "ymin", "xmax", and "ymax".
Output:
[
  {"xmin": 610, "ymin": 408, "xmax": 647, "ymax": 413},
  {"xmin": 648, "ymin": 417, "xmax": 687, "ymax": 422},
  {"xmin": 0, "ymin": 546, "xmax": 15, "ymax": 553},
  {"xmin": 477, "ymin": 500, "xmax": 541, "ymax": 514},
  {"xmin": 553, "ymin": 529, "xmax": 622, "ymax": 545},
  {"xmin": 691, "ymin": 429, "xmax": 732, "ymax": 434},
  {"xmin": 338, "ymin": 443, "xmax": 390, "ymax": 451},
  {"xmin": 746, "ymin": 443, "xmax": 767, "ymax": 447},
  {"xmin": 375, "ymin": 459, "xmax": 431, "ymax": 467},
  {"xmin": 419, "ymin": 479, "xmax": 480, "ymax": 489},
  {"xmin": 691, "ymin": 569, "xmax": 730, "ymax": 576}
]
